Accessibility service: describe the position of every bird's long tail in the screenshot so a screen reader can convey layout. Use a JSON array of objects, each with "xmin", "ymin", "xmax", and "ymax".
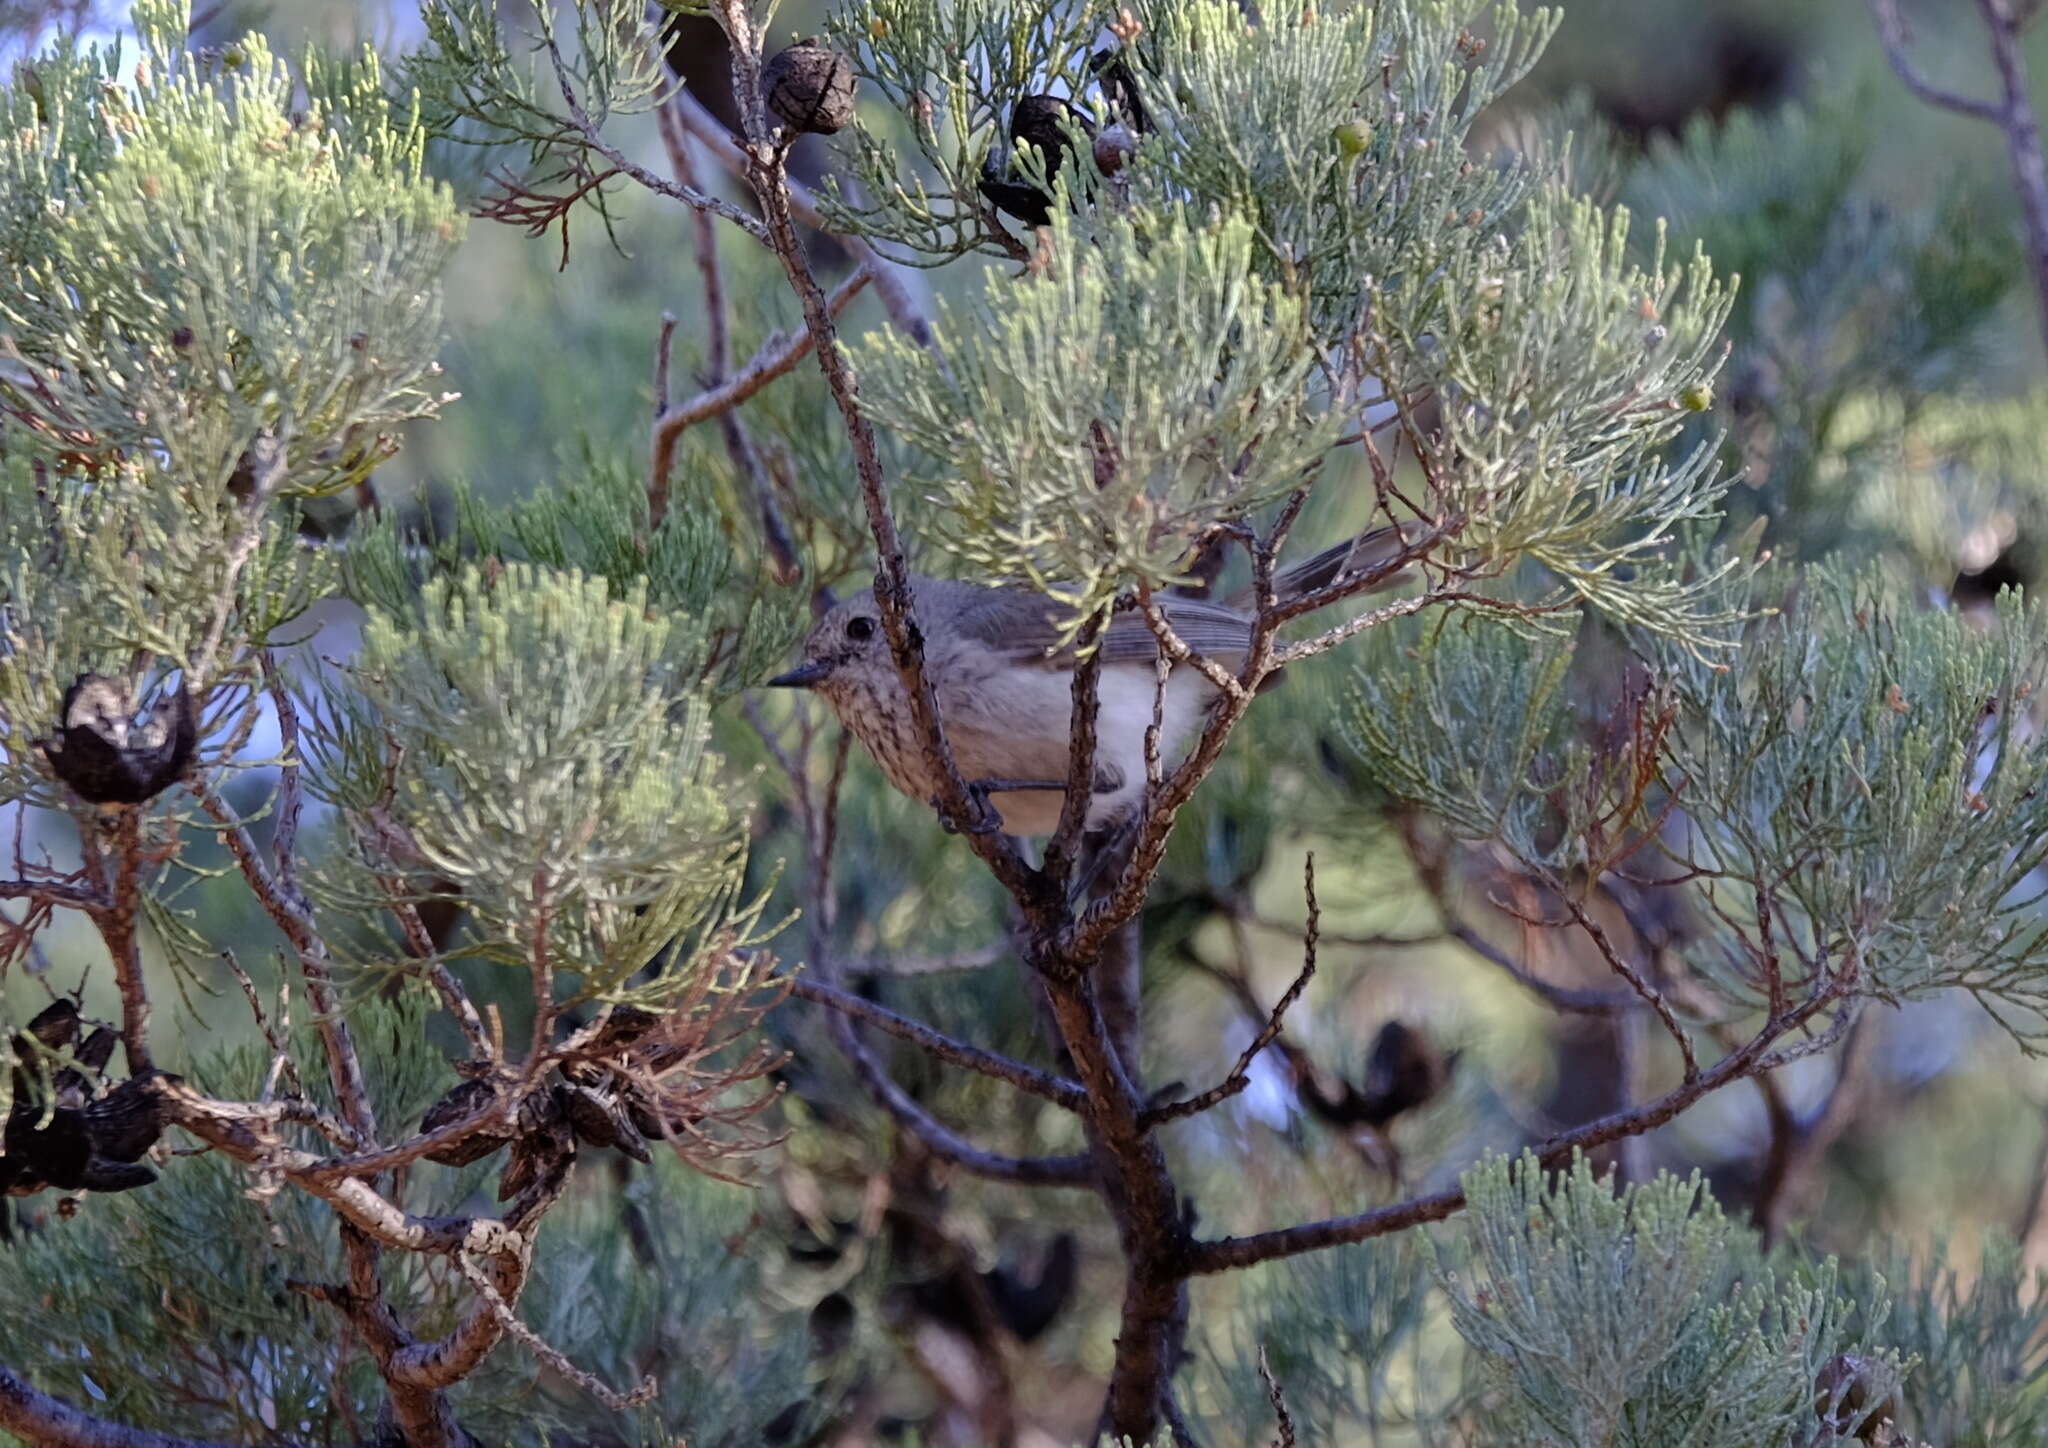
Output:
[{"xmin": 1224, "ymin": 521, "xmax": 1425, "ymax": 612}]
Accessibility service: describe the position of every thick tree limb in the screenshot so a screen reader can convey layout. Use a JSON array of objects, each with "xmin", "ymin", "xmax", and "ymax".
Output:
[{"xmin": 0, "ymin": 1368, "xmax": 288, "ymax": 1448}]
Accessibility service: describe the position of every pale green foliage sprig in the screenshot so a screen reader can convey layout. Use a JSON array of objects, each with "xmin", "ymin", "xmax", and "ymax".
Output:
[
  {"xmin": 0, "ymin": 0, "xmax": 463, "ymax": 497},
  {"xmin": 821, "ymin": 0, "xmax": 1103, "ymax": 262},
  {"xmin": 1121, "ymin": 0, "xmax": 1553, "ymax": 339},
  {"xmin": 1441, "ymin": 1151, "xmax": 1898, "ymax": 1447},
  {"xmin": 0, "ymin": 457, "xmax": 332, "ymax": 809},
  {"xmin": 858, "ymin": 205, "xmax": 1334, "ymax": 621},
  {"xmin": 338, "ymin": 454, "xmax": 807, "ymax": 699},
  {"xmin": 1412, "ymin": 194, "xmax": 1736, "ymax": 628},
  {"xmin": 1655, "ymin": 572, "xmax": 2048, "ymax": 1037},
  {"xmin": 310, "ymin": 562, "xmax": 766, "ymax": 1002}
]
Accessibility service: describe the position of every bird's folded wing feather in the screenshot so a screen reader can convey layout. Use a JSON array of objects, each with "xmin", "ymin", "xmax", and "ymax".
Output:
[{"xmin": 950, "ymin": 587, "xmax": 1253, "ymax": 667}]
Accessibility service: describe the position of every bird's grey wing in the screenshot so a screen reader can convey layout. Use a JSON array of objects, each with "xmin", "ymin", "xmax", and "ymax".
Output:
[
  {"xmin": 1099, "ymin": 597, "xmax": 1252, "ymax": 664},
  {"xmin": 945, "ymin": 586, "xmax": 1074, "ymax": 664},
  {"xmin": 947, "ymin": 584, "xmax": 1252, "ymax": 666}
]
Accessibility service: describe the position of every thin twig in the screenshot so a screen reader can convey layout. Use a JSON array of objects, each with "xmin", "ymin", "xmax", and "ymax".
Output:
[
  {"xmin": 1143, "ymin": 857, "xmax": 1322, "ymax": 1128},
  {"xmin": 1869, "ymin": 0, "xmax": 2048, "ymax": 359},
  {"xmin": 784, "ymin": 974, "xmax": 1087, "ymax": 1110},
  {"xmin": 1259, "ymin": 1347, "xmax": 1298, "ymax": 1448},
  {"xmin": 667, "ymin": 86, "xmax": 938, "ymax": 351},
  {"xmin": 1186, "ymin": 984, "xmax": 1837, "ymax": 1273},
  {"xmin": 454, "ymin": 1252, "xmax": 656, "ymax": 1412},
  {"xmin": 202, "ymin": 792, "xmax": 378, "ymax": 1142},
  {"xmin": 1868, "ymin": 0, "xmax": 2004, "ymax": 120},
  {"xmin": 646, "ymin": 265, "xmax": 870, "ymax": 528},
  {"xmin": 1559, "ymin": 895, "xmax": 1699, "ymax": 1081}
]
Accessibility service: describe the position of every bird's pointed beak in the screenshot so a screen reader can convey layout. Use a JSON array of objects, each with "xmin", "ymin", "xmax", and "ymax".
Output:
[{"xmin": 766, "ymin": 659, "xmax": 833, "ymax": 689}]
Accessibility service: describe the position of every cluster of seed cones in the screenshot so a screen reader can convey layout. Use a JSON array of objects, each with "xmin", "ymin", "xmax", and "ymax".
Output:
[
  {"xmin": 417, "ymin": 1006, "xmax": 707, "ymax": 1200},
  {"xmin": 2, "ymin": 1000, "xmax": 169, "ymax": 1197}
]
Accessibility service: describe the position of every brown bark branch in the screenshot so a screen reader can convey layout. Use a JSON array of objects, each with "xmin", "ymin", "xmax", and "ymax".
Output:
[
  {"xmin": 0, "ymin": 1367, "xmax": 295, "ymax": 1448},
  {"xmin": 93, "ymin": 808, "xmax": 151, "ymax": 1074},
  {"xmin": 1446, "ymin": 919, "xmax": 1638, "ymax": 1014},
  {"xmin": 1187, "ymin": 988, "xmax": 1836, "ymax": 1274},
  {"xmin": 202, "ymin": 793, "xmax": 378, "ymax": 1142},
  {"xmin": 709, "ymin": 0, "xmax": 1033, "ymax": 896},
  {"xmin": 652, "ymin": 85, "xmax": 805, "ymax": 590},
  {"xmin": 1038, "ymin": 968, "xmax": 1192, "ymax": 1440},
  {"xmin": 646, "ymin": 265, "xmax": 870, "ymax": 528},
  {"xmin": 1870, "ymin": 0, "xmax": 2048, "ymax": 360},
  {"xmin": 785, "ymin": 974, "xmax": 1087, "ymax": 1110},
  {"xmin": 828, "ymin": 1007, "xmax": 1095, "ymax": 1184},
  {"xmin": 1144, "ymin": 859, "xmax": 1322, "ymax": 1128},
  {"xmin": 1868, "ymin": 0, "xmax": 2005, "ymax": 120}
]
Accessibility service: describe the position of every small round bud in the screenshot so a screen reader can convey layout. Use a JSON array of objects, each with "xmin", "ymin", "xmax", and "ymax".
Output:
[
  {"xmin": 760, "ymin": 38, "xmax": 857, "ymax": 136},
  {"xmin": 1679, "ymin": 381, "xmax": 1714, "ymax": 413},
  {"xmin": 221, "ymin": 46, "xmax": 245, "ymax": 69},
  {"xmin": 1333, "ymin": 119, "xmax": 1374, "ymax": 157},
  {"xmin": 1093, "ymin": 122, "xmax": 1135, "ymax": 175},
  {"xmin": 867, "ymin": 15, "xmax": 888, "ymax": 39}
]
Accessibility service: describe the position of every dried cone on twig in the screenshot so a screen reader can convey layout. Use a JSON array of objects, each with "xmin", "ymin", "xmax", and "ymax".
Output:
[
  {"xmin": 1, "ymin": 1001, "xmax": 169, "ymax": 1195},
  {"xmin": 761, "ymin": 38, "xmax": 857, "ymax": 136},
  {"xmin": 418, "ymin": 1077, "xmax": 514, "ymax": 1167},
  {"xmin": 498, "ymin": 1087, "xmax": 577, "ymax": 1202},
  {"xmin": 39, "ymin": 673, "xmax": 196, "ymax": 806},
  {"xmin": 556, "ymin": 1069, "xmax": 652, "ymax": 1164}
]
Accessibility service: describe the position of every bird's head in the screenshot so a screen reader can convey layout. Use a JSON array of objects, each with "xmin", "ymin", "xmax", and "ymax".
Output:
[{"xmin": 767, "ymin": 588, "xmax": 891, "ymax": 700}]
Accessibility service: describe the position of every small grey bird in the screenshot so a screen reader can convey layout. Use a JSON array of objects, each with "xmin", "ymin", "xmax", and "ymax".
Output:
[{"xmin": 768, "ymin": 525, "xmax": 1418, "ymax": 836}]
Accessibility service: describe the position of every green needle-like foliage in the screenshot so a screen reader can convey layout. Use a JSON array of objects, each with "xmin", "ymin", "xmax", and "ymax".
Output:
[
  {"xmin": 1343, "ymin": 608, "xmax": 1593, "ymax": 869},
  {"xmin": 1124, "ymin": 0, "xmax": 1552, "ymax": 333},
  {"xmin": 1659, "ymin": 572, "xmax": 2048, "ymax": 1032},
  {"xmin": 0, "ymin": 0, "xmax": 462, "ymax": 497},
  {"xmin": 339, "ymin": 453, "xmax": 807, "ymax": 700},
  {"xmin": 313, "ymin": 562, "xmax": 764, "ymax": 1001},
  {"xmin": 1442, "ymin": 1152, "xmax": 1899, "ymax": 1447},
  {"xmin": 859, "ymin": 205, "xmax": 1332, "ymax": 617}
]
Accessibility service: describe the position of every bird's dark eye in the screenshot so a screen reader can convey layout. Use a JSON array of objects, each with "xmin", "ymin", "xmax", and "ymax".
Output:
[{"xmin": 845, "ymin": 615, "xmax": 876, "ymax": 642}]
